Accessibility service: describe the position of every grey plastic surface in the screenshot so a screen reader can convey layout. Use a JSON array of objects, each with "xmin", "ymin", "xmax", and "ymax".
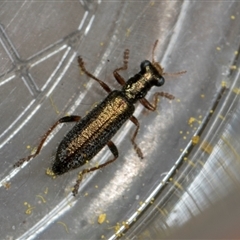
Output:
[{"xmin": 1, "ymin": 1, "xmax": 240, "ymax": 239}]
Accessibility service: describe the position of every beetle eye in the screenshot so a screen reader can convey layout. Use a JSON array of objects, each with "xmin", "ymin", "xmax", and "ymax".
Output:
[
  {"xmin": 155, "ymin": 76, "xmax": 165, "ymax": 86},
  {"xmin": 140, "ymin": 60, "xmax": 151, "ymax": 70}
]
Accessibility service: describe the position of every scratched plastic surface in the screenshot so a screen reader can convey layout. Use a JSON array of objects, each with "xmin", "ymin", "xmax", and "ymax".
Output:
[{"xmin": 1, "ymin": 1, "xmax": 240, "ymax": 240}]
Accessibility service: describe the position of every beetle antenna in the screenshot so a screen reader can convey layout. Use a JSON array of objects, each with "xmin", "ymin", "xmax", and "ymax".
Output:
[
  {"xmin": 163, "ymin": 70, "xmax": 187, "ymax": 77},
  {"xmin": 151, "ymin": 40, "xmax": 187, "ymax": 77},
  {"xmin": 152, "ymin": 40, "xmax": 159, "ymax": 63}
]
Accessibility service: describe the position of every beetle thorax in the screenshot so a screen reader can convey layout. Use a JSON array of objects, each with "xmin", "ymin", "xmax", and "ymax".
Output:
[{"xmin": 122, "ymin": 73, "xmax": 152, "ymax": 104}]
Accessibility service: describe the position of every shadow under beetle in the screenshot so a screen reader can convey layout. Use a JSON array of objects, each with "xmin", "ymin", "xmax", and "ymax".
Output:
[{"xmin": 14, "ymin": 40, "xmax": 185, "ymax": 196}]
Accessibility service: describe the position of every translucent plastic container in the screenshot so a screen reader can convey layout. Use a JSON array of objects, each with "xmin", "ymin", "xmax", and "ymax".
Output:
[{"xmin": 1, "ymin": 1, "xmax": 240, "ymax": 239}]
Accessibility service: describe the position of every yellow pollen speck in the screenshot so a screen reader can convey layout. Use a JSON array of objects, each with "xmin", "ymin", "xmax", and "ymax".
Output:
[
  {"xmin": 192, "ymin": 135, "xmax": 200, "ymax": 145},
  {"xmin": 98, "ymin": 213, "xmax": 107, "ymax": 224},
  {"xmin": 57, "ymin": 221, "xmax": 69, "ymax": 233},
  {"xmin": 221, "ymin": 81, "xmax": 227, "ymax": 87},
  {"xmin": 201, "ymin": 141, "xmax": 213, "ymax": 154},
  {"xmin": 230, "ymin": 65, "xmax": 237, "ymax": 70},
  {"xmin": 36, "ymin": 195, "xmax": 46, "ymax": 203},
  {"xmin": 126, "ymin": 28, "xmax": 131, "ymax": 37},
  {"xmin": 219, "ymin": 115, "xmax": 225, "ymax": 120},
  {"xmin": 150, "ymin": 1, "xmax": 155, "ymax": 6},
  {"xmin": 46, "ymin": 168, "xmax": 56, "ymax": 178},
  {"xmin": 188, "ymin": 117, "xmax": 196, "ymax": 125},
  {"xmin": 3, "ymin": 182, "xmax": 11, "ymax": 189},
  {"xmin": 24, "ymin": 202, "xmax": 35, "ymax": 215},
  {"xmin": 233, "ymin": 88, "xmax": 240, "ymax": 94},
  {"xmin": 44, "ymin": 187, "xmax": 48, "ymax": 195}
]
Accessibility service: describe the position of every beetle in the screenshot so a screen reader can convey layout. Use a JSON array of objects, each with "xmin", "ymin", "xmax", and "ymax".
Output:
[{"xmin": 14, "ymin": 40, "xmax": 184, "ymax": 196}]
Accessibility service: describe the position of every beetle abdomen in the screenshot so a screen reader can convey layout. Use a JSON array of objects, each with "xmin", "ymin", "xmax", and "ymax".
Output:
[{"xmin": 52, "ymin": 90, "xmax": 134, "ymax": 175}]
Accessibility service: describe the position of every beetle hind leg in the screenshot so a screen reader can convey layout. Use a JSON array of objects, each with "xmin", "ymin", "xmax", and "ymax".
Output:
[
  {"xmin": 13, "ymin": 115, "xmax": 81, "ymax": 168},
  {"xmin": 72, "ymin": 141, "xmax": 119, "ymax": 196}
]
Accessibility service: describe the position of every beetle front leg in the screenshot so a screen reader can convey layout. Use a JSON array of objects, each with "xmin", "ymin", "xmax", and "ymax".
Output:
[
  {"xmin": 78, "ymin": 57, "xmax": 112, "ymax": 93},
  {"xmin": 72, "ymin": 140, "xmax": 118, "ymax": 196},
  {"xmin": 140, "ymin": 92, "xmax": 175, "ymax": 111},
  {"xmin": 113, "ymin": 49, "xmax": 129, "ymax": 86}
]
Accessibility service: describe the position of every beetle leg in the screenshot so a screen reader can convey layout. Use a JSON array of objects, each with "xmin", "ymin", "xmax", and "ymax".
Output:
[
  {"xmin": 129, "ymin": 116, "xmax": 143, "ymax": 159},
  {"xmin": 140, "ymin": 92, "xmax": 175, "ymax": 111},
  {"xmin": 78, "ymin": 57, "xmax": 112, "ymax": 93},
  {"xmin": 14, "ymin": 115, "xmax": 81, "ymax": 168},
  {"xmin": 113, "ymin": 49, "xmax": 129, "ymax": 86},
  {"xmin": 73, "ymin": 140, "xmax": 118, "ymax": 196}
]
